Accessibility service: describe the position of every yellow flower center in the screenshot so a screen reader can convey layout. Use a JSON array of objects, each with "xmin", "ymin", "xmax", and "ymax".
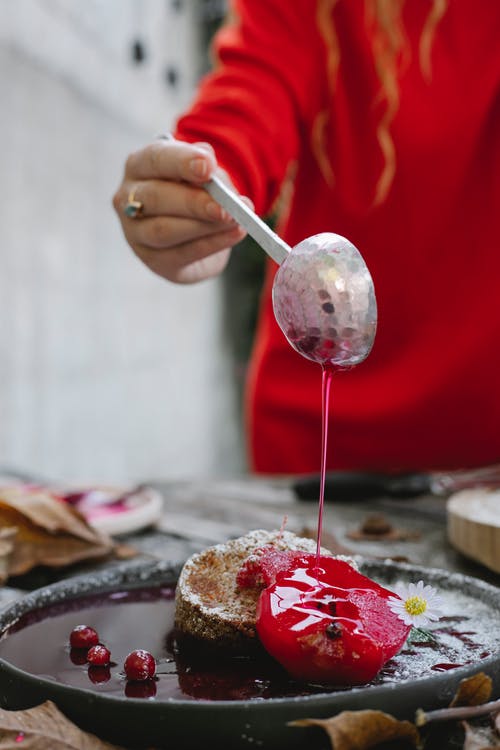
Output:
[{"xmin": 404, "ymin": 595, "xmax": 427, "ymax": 616}]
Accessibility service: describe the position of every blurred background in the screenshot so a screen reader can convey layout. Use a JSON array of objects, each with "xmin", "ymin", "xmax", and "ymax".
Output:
[{"xmin": 0, "ymin": 0, "xmax": 263, "ymax": 485}]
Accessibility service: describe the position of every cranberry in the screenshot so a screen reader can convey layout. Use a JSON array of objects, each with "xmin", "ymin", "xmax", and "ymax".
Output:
[
  {"xmin": 124, "ymin": 650, "xmax": 156, "ymax": 681},
  {"xmin": 87, "ymin": 644, "xmax": 111, "ymax": 666},
  {"xmin": 125, "ymin": 679, "xmax": 157, "ymax": 698},
  {"xmin": 69, "ymin": 625, "xmax": 99, "ymax": 649},
  {"xmin": 236, "ymin": 549, "xmax": 266, "ymax": 588}
]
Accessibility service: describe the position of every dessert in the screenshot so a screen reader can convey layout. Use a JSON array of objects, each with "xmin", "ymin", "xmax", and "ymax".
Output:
[
  {"xmin": 175, "ymin": 530, "xmax": 411, "ymax": 685},
  {"xmin": 174, "ymin": 529, "xmax": 337, "ymax": 651}
]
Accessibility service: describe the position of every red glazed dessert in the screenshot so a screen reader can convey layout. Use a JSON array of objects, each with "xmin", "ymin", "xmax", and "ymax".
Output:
[
  {"xmin": 243, "ymin": 547, "xmax": 411, "ymax": 685},
  {"xmin": 175, "ymin": 530, "xmax": 411, "ymax": 686}
]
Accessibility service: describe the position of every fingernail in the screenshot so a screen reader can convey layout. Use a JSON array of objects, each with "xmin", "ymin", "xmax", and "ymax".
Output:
[{"xmin": 189, "ymin": 158, "xmax": 208, "ymax": 179}]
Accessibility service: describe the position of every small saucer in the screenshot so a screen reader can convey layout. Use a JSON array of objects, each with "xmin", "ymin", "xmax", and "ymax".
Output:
[
  {"xmin": 0, "ymin": 478, "xmax": 163, "ymax": 537},
  {"xmin": 63, "ymin": 485, "xmax": 164, "ymax": 536}
]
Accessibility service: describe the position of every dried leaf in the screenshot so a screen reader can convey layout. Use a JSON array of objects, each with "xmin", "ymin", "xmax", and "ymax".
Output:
[
  {"xmin": 0, "ymin": 489, "xmax": 114, "ymax": 576},
  {"xmin": 462, "ymin": 720, "xmax": 500, "ymax": 749},
  {"xmin": 0, "ymin": 528, "xmax": 16, "ymax": 584},
  {"xmin": 113, "ymin": 543, "xmax": 138, "ymax": 560},
  {"xmin": 0, "ymin": 700, "xmax": 124, "ymax": 749},
  {"xmin": 450, "ymin": 673, "xmax": 493, "ymax": 708},
  {"xmin": 290, "ymin": 709, "xmax": 419, "ymax": 750}
]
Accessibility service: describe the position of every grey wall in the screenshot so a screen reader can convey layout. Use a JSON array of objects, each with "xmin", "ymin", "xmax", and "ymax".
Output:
[{"xmin": 0, "ymin": 0, "xmax": 243, "ymax": 484}]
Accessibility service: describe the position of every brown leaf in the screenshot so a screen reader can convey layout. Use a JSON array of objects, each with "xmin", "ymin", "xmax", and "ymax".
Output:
[
  {"xmin": 0, "ymin": 528, "xmax": 16, "ymax": 584},
  {"xmin": 0, "ymin": 700, "xmax": 124, "ymax": 749},
  {"xmin": 450, "ymin": 673, "xmax": 493, "ymax": 708},
  {"xmin": 0, "ymin": 488, "xmax": 114, "ymax": 576},
  {"xmin": 462, "ymin": 720, "xmax": 500, "ymax": 749},
  {"xmin": 290, "ymin": 709, "xmax": 419, "ymax": 750},
  {"xmin": 113, "ymin": 543, "xmax": 138, "ymax": 560}
]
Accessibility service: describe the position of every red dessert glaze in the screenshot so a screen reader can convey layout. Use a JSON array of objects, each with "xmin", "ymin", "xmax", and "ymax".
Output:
[{"xmin": 241, "ymin": 549, "xmax": 410, "ymax": 685}]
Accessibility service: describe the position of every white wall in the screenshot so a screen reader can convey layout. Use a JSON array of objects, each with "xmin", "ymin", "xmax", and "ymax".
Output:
[{"xmin": 0, "ymin": 0, "xmax": 243, "ymax": 484}]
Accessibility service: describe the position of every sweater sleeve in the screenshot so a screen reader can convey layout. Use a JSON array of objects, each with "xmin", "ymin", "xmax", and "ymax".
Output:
[{"xmin": 174, "ymin": 0, "xmax": 326, "ymax": 215}]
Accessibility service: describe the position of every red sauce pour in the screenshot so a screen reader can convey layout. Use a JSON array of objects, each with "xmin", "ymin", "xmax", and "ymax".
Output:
[{"xmin": 315, "ymin": 364, "xmax": 334, "ymax": 561}]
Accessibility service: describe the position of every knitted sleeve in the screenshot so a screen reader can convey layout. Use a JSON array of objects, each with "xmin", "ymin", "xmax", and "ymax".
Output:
[{"xmin": 175, "ymin": 0, "xmax": 326, "ymax": 215}]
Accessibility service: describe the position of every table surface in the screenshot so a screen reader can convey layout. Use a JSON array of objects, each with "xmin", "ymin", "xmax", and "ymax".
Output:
[
  {"xmin": 3, "ymin": 474, "xmax": 499, "ymax": 610},
  {"xmin": 2, "ymin": 476, "xmax": 498, "ymax": 587}
]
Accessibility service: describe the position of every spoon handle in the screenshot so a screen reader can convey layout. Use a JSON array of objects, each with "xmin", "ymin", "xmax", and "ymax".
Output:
[{"xmin": 204, "ymin": 175, "xmax": 291, "ymax": 265}]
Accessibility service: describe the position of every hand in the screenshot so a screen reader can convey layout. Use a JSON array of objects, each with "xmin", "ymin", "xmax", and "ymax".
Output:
[{"xmin": 112, "ymin": 138, "xmax": 249, "ymax": 284}]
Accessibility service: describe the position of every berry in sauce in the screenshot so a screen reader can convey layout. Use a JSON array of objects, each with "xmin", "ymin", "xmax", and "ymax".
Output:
[
  {"xmin": 124, "ymin": 649, "xmax": 156, "ymax": 681},
  {"xmin": 87, "ymin": 644, "xmax": 111, "ymax": 666},
  {"xmin": 69, "ymin": 625, "xmax": 99, "ymax": 650}
]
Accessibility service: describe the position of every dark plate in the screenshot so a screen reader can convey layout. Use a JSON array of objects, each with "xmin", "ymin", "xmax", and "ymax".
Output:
[{"xmin": 0, "ymin": 559, "xmax": 499, "ymax": 750}]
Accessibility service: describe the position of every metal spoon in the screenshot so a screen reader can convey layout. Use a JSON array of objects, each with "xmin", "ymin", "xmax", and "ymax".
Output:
[{"xmin": 205, "ymin": 175, "xmax": 377, "ymax": 368}]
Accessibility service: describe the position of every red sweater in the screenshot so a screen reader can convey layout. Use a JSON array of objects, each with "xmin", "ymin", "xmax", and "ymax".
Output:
[{"xmin": 177, "ymin": 0, "xmax": 500, "ymax": 474}]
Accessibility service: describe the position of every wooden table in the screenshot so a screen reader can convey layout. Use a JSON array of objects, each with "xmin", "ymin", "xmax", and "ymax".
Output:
[
  {"xmin": 4, "ymin": 474, "xmax": 498, "ymax": 593},
  {"xmin": 135, "ymin": 477, "xmax": 499, "ymax": 585}
]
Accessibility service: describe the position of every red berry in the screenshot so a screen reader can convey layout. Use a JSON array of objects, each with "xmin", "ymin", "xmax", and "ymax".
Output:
[
  {"xmin": 236, "ymin": 549, "xmax": 266, "ymax": 588},
  {"xmin": 255, "ymin": 552, "xmax": 411, "ymax": 685},
  {"xmin": 87, "ymin": 644, "xmax": 111, "ymax": 666},
  {"xmin": 69, "ymin": 625, "xmax": 99, "ymax": 649},
  {"xmin": 124, "ymin": 650, "xmax": 156, "ymax": 681}
]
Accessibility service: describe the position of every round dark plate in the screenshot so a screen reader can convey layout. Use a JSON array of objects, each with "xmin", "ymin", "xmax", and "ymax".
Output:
[{"xmin": 0, "ymin": 559, "xmax": 499, "ymax": 750}]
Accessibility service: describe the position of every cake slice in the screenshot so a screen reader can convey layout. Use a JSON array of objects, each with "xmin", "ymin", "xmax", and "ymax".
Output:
[{"xmin": 174, "ymin": 529, "xmax": 339, "ymax": 650}]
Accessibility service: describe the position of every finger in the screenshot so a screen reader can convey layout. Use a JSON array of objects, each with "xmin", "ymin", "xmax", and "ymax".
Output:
[
  {"xmin": 192, "ymin": 141, "xmax": 216, "ymax": 157},
  {"xmin": 118, "ymin": 179, "xmax": 233, "ymax": 223},
  {"xmin": 125, "ymin": 139, "xmax": 217, "ymax": 184},
  {"xmin": 124, "ymin": 214, "xmax": 239, "ymax": 251},
  {"xmin": 132, "ymin": 225, "xmax": 247, "ymax": 284}
]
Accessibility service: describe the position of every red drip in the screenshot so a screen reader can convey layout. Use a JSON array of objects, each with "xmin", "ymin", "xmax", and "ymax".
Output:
[{"xmin": 316, "ymin": 365, "xmax": 334, "ymax": 561}]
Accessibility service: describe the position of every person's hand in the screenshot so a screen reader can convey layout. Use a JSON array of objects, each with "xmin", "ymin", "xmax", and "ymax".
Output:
[{"xmin": 113, "ymin": 138, "xmax": 249, "ymax": 284}]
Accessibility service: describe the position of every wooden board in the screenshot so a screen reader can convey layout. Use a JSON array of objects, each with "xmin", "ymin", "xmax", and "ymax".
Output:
[{"xmin": 447, "ymin": 489, "xmax": 500, "ymax": 574}]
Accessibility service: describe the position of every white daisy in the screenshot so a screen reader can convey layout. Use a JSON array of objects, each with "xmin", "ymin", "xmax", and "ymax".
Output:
[{"xmin": 388, "ymin": 580, "xmax": 444, "ymax": 627}]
